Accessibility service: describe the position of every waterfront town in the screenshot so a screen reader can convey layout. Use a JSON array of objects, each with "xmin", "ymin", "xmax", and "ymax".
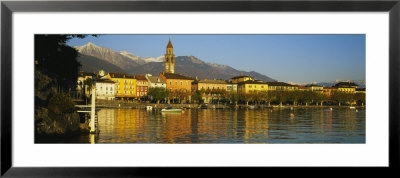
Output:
[
  {"xmin": 34, "ymin": 35, "xmax": 366, "ymax": 143},
  {"xmin": 75, "ymin": 38, "xmax": 366, "ymax": 107}
]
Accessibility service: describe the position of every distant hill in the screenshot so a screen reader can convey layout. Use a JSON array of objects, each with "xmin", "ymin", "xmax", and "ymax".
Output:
[
  {"xmin": 76, "ymin": 54, "xmax": 126, "ymax": 73},
  {"xmin": 74, "ymin": 42, "xmax": 276, "ymax": 81}
]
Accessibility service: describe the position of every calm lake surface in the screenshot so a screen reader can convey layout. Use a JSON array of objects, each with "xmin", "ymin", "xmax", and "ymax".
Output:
[{"xmin": 77, "ymin": 107, "xmax": 365, "ymax": 144}]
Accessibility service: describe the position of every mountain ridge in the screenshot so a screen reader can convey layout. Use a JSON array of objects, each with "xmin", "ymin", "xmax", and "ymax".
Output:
[{"xmin": 74, "ymin": 42, "xmax": 274, "ymax": 82}]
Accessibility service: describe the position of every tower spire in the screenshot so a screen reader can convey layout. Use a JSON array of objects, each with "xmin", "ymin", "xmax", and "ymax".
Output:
[{"xmin": 165, "ymin": 38, "xmax": 175, "ymax": 73}]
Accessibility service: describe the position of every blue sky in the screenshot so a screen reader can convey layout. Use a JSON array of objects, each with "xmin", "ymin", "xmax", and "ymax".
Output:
[{"xmin": 67, "ymin": 34, "xmax": 365, "ymax": 83}]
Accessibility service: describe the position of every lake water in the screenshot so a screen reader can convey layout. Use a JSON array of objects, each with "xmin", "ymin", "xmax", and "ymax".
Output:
[{"xmin": 78, "ymin": 107, "xmax": 365, "ymax": 144}]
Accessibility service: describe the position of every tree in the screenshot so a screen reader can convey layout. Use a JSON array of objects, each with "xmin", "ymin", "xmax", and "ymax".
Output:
[
  {"xmin": 288, "ymin": 90, "xmax": 302, "ymax": 106},
  {"xmin": 354, "ymin": 93, "xmax": 366, "ymax": 106},
  {"xmin": 35, "ymin": 35, "xmax": 97, "ymax": 92},
  {"xmin": 332, "ymin": 92, "xmax": 350, "ymax": 106},
  {"xmin": 314, "ymin": 92, "xmax": 327, "ymax": 106},
  {"xmin": 148, "ymin": 87, "xmax": 168, "ymax": 104},
  {"xmin": 192, "ymin": 90, "xmax": 204, "ymax": 104}
]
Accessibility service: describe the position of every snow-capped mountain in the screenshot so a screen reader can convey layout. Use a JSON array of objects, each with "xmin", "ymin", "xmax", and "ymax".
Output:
[{"xmin": 75, "ymin": 42, "xmax": 275, "ymax": 82}]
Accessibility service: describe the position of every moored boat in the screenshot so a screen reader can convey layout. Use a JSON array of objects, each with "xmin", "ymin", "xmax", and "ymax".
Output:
[{"xmin": 161, "ymin": 108, "xmax": 182, "ymax": 112}]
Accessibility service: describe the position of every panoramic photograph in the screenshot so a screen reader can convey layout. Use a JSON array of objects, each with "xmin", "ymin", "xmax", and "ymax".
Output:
[{"xmin": 34, "ymin": 34, "xmax": 366, "ymax": 144}]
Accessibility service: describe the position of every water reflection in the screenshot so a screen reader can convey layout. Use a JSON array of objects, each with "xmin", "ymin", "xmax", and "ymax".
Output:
[{"xmin": 83, "ymin": 108, "xmax": 365, "ymax": 144}]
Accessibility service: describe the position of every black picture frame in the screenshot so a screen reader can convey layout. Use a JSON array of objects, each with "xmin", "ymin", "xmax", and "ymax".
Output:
[{"xmin": 1, "ymin": 0, "xmax": 399, "ymax": 177}]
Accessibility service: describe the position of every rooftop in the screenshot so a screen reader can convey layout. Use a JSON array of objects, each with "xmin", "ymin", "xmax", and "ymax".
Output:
[
  {"xmin": 167, "ymin": 39, "xmax": 173, "ymax": 48},
  {"xmin": 132, "ymin": 75, "xmax": 147, "ymax": 80},
  {"xmin": 96, "ymin": 79, "xmax": 115, "ymax": 84},
  {"xmin": 232, "ymin": 75, "xmax": 253, "ymax": 79},
  {"xmin": 265, "ymin": 81, "xmax": 295, "ymax": 87},
  {"xmin": 147, "ymin": 75, "xmax": 166, "ymax": 84},
  {"xmin": 334, "ymin": 82, "xmax": 358, "ymax": 87},
  {"xmin": 108, "ymin": 72, "xmax": 134, "ymax": 79},
  {"xmin": 161, "ymin": 72, "xmax": 194, "ymax": 80},
  {"xmin": 194, "ymin": 78, "xmax": 227, "ymax": 84},
  {"xmin": 238, "ymin": 80, "xmax": 268, "ymax": 85}
]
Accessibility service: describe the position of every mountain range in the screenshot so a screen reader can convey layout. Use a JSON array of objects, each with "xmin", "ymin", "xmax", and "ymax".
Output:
[{"xmin": 75, "ymin": 42, "xmax": 275, "ymax": 82}]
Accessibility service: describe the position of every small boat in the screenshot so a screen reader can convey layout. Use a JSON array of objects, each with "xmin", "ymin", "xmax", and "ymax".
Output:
[
  {"xmin": 349, "ymin": 106, "xmax": 356, "ymax": 109},
  {"xmin": 161, "ymin": 108, "xmax": 182, "ymax": 112},
  {"xmin": 146, "ymin": 106, "xmax": 153, "ymax": 110},
  {"xmin": 200, "ymin": 104, "xmax": 208, "ymax": 109}
]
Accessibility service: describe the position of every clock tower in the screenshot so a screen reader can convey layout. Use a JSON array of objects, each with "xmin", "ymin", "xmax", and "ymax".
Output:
[{"xmin": 164, "ymin": 38, "xmax": 175, "ymax": 73}]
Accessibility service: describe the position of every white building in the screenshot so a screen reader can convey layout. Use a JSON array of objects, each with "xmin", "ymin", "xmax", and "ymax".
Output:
[
  {"xmin": 95, "ymin": 79, "xmax": 116, "ymax": 100},
  {"xmin": 145, "ymin": 74, "xmax": 166, "ymax": 88}
]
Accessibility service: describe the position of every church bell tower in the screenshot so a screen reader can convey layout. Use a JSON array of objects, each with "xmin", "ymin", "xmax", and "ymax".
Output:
[{"xmin": 164, "ymin": 38, "xmax": 175, "ymax": 73}]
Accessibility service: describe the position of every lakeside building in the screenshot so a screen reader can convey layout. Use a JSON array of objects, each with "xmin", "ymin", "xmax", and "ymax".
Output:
[
  {"xmin": 305, "ymin": 84, "xmax": 324, "ymax": 92},
  {"xmin": 192, "ymin": 78, "xmax": 227, "ymax": 91},
  {"xmin": 323, "ymin": 87, "xmax": 338, "ymax": 96},
  {"xmin": 226, "ymin": 81, "xmax": 238, "ymax": 93},
  {"xmin": 95, "ymin": 78, "xmax": 116, "ymax": 100},
  {"xmin": 237, "ymin": 80, "xmax": 269, "ymax": 94},
  {"xmin": 231, "ymin": 74, "xmax": 270, "ymax": 94},
  {"xmin": 355, "ymin": 88, "xmax": 366, "ymax": 94},
  {"xmin": 133, "ymin": 75, "xmax": 149, "ymax": 98},
  {"xmin": 266, "ymin": 81, "xmax": 298, "ymax": 91},
  {"xmin": 105, "ymin": 72, "xmax": 137, "ymax": 100},
  {"xmin": 232, "ymin": 75, "xmax": 254, "ymax": 84},
  {"xmin": 334, "ymin": 81, "xmax": 358, "ymax": 93},
  {"xmin": 160, "ymin": 72, "xmax": 194, "ymax": 102},
  {"xmin": 145, "ymin": 74, "xmax": 166, "ymax": 88},
  {"xmin": 192, "ymin": 78, "xmax": 228, "ymax": 103}
]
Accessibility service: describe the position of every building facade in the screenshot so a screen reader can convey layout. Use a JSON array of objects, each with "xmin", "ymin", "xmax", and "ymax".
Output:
[
  {"xmin": 237, "ymin": 81, "xmax": 269, "ymax": 94},
  {"xmin": 160, "ymin": 72, "xmax": 194, "ymax": 103},
  {"xmin": 266, "ymin": 81, "xmax": 298, "ymax": 91},
  {"xmin": 133, "ymin": 75, "xmax": 149, "ymax": 98},
  {"xmin": 192, "ymin": 78, "xmax": 228, "ymax": 103},
  {"xmin": 334, "ymin": 82, "xmax": 358, "ymax": 93},
  {"xmin": 145, "ymin": 74, "xmax": 166, "ymax": 88},
  {"xmin": 95, "ymin": 79, "xmax": 116, "ymax": 100},
  {"xmin": 232, "ymin": 75, "xmax": 254, "ymax": 84},
  {"xmin": 105, "ymin": 72, "xmax": 137, "ymax": 100}
]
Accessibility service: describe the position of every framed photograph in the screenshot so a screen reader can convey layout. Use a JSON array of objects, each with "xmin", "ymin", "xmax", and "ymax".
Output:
[{"xmin": 2, "ymin": 0, "xmax": 399, "ymax": 177}]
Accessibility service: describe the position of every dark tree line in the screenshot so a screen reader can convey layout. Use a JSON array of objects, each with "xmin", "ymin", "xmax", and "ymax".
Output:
[{"xmin": 35, "ymin": 35, "xmax": 97, "ymax": 92}]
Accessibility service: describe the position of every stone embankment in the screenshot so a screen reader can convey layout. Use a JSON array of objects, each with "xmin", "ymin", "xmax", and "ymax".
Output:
[{"xmin": 95, "ymin": 99, "xmax": 364, "ymax": 110}]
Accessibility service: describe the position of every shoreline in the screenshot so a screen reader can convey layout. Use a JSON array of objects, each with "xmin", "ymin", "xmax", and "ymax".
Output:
[{"xmin": 94, "ymin": 102, "xmax": 365, "ymax": 110}]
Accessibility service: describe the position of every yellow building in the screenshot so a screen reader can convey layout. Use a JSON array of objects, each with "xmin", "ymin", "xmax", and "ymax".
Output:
[
  {"xmin": 232, "ymin": 75, "xmax": 254, "ymax": 84},
  {"xmin": 237, "ymin": 81, "xmax": 269, "ymax": 94},
  {"xmin": 192, "ymin": 78, "xmax": 227, "ymax": 91},
  {"xmin": 160, "ymin": 72, "xmax": 194, "ymax": 103},
  {"xmin": 192, "ymin": 78, "xmax": 228, "ymax": 103},
  {"xmin": 266, "ymin": 81, "xmax": 298, "ymax": 91},
  {"xmin": 334, "ymin": 82, "xmax": 358, "ymax": 93},
  {"xmin": 305, "ymin": 84, "xmax": 323, "ymax": 93},
  {"xmin": 105, "ymin": 72, "xmax": 137, "ymax": 100}
]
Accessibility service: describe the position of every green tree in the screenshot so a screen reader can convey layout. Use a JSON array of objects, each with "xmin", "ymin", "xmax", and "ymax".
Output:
[
  {"xmin": 192, "ymin": 90, "xmax": 204, "ymax": 104},
  {"xmin": 148, "ymin": 87, "xmax": 168, "ymax": 104},
  {"xmin": 332, "ymin": 92, "xmax": 350, "ymax": 106}
]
